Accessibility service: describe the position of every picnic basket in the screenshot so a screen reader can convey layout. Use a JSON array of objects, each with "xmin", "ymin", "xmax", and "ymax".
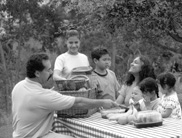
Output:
[
  {"xmin": 69, "ymin": 75, "xmax": 89, "ymax": 90},
  {"xmin": 55, "ymin": 75, "xmax": 89, "ymax": 91},
  {"xmin": 55, "ymin": 80, "xmax": 76, "ymax": 91},
  {"xmin": 57, "ymin": 88, "xmax": 97, "ymax": 118}
]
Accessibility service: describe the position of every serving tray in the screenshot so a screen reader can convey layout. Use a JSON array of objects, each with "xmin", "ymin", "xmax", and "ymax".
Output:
[{"xmin": 134, "ymin": 121, "xmax": 163, "ymax": 128}]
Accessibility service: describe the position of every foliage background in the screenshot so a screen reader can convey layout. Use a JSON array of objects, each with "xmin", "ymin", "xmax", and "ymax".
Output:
[{"xmin": 1, "ymin": 0, "xmax": 182, "ymax": 137}]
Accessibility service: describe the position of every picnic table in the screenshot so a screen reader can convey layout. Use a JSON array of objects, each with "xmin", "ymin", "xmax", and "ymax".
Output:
[{"xmin": 52, "ymin": 112, "xmax": 182, "ymax": 138}]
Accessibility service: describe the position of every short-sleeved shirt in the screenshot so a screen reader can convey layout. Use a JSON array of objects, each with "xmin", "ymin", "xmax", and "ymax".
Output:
[
  {"xmin": 140, "ymin": 98, "xmax": 160, "ymax": 111},
  {"xmin": 157, "ymin": 92, "xmax": 182, "ymax": 119},
  {"xmin": 12, "ymin": 78, "xmax": 75, "ymax": 138},
  {"xmin": 118, "ymin": 84, "xmax": 137, "ymax": 106},
  {"xmin": 54, "ymin": 52, "xmax": 89, "ymax": 78},
  {"xmin": 89, "ymin": 69, "xmax": 120, "ymax": 100}
]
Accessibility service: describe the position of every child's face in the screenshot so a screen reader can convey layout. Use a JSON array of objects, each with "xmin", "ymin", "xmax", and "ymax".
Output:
[
  {"xmin": 95, "ymin": 54, "xmax": 111, "ymax": 70},
  {"xmin": 66, "ymin": 36, "xmax": 80, "ymax": 55},
  {"xmin": 131, "ymin": 87, "xmax": 143, "ymax": 102},
  {"xmin": 142, "ymin": 91, "xmax": 155, "ymax": 103}
]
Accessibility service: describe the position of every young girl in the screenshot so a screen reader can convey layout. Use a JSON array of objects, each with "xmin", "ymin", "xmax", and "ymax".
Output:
[
  {"xmin": 157, "ymin": 72, "xmax": 182, "ymax": 119},
  {"xmin": 138, "ymin": 77, "xmax": 160, "ymax": 111},
  {"xmin": 53, "ymin": 29, "xmax": 90, "ymax": 80}
]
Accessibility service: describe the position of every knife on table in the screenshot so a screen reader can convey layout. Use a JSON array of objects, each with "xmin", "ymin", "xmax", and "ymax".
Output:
[{"xmin": 118, "ymin": 104, "xmax": 130, "ymax": 112}]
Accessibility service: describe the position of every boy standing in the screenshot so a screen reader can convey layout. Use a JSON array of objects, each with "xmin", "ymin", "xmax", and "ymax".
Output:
[{"xmin": 90, "ymin": 47, "xmax": 120, "ymax": 100}]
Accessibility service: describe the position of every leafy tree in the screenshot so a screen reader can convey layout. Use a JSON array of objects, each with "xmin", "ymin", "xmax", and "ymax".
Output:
[
  {"xmin": 0, "ymin": 0, "xmax": 70, "ymax": 113},
  {"xmin": 1, "ymin": 0, "xmax": 182, "ymax": 115}
]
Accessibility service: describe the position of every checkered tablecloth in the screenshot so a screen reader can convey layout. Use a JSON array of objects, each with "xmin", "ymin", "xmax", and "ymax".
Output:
[{"xmin": 52, "ymin": 112, "xmax": 182, "ymax": 138}]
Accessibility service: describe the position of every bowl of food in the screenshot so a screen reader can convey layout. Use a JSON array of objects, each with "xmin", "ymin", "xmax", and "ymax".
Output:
[
  {"xmin": 70, "ymin": 75, "xmax": 89, "ymax": 90},
  {"xmin": 134, "ymin": 110, "xmax": 163, "ymax": 128},
  {"xmin": 55, "ymin": 80, "xmax": 76, "ymax": 91}
]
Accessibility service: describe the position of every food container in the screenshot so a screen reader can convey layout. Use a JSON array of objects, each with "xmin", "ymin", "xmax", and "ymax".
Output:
[
  {"xmin": 134, "ymin": 110, "xmax": 163, "ymax": 128},
  {"xmin": 57, "ymin": 88, "xmax": 97, "ymax": 118},
  {"xmin": 55, "ymin": 75, "xmax": 89, "ymax": 91},
  {"xmin": 69, "ymin": 75, "xmax": 89, "ymax": 90},
  {"xmin": 55, "ymin": 80, "xmax": 76, "ymax": 91}
]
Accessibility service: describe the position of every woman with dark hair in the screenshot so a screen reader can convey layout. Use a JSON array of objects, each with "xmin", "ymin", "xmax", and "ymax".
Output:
[{"xmin": 116, "ymin": 55, "xmax": 156, "ymax": 106}]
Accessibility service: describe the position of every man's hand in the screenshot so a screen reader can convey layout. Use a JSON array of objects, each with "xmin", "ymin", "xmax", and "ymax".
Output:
[{"xmin": 102, "ymin": 99, "xmax": 119, "ymax": 109}]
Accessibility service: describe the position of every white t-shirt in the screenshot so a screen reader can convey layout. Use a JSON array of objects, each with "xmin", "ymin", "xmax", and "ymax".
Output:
[
  {"xmin": 12, "ymin": 78, "xmax": 75, "ymax": 138},
  {"xmin": 54, "ymin": 52, "xmax": 89, "ymax": 78}
]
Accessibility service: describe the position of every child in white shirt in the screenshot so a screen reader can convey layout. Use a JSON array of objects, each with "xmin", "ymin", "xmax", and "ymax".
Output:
[
  {"xmin": 157, "ymin": 72, "xmax": 182, "ymax": 119},
  {"xmin": 129, "ymin": 86, "xmax": 143, "ymax": 111}
]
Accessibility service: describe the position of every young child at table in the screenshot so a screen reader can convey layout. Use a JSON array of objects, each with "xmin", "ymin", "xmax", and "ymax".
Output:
[
  {"xmin": 89, "ymin": 47, "xmax": 120, "ymax": 101},
  {"xmin": 157, "ymin": 72, "xmax": 182, "ymax": 119},
  {"xmin": 129, "ymin": 86, "xmax": 143, "ymax": 111},
  {"xmin": 138, "ymin": 77, "xmax": 160, "ymax": 111}
]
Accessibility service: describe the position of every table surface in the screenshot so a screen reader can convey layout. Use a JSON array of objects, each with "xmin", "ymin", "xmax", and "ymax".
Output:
[{"xmin": 53, "ymin": 112, "xmax": 182, "ymax": 138}]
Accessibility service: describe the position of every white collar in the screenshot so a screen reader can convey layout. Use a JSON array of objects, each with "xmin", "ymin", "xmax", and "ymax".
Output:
[{"xmin": 25, "ymin": 77, "xmax": 42, "ymax": 88}]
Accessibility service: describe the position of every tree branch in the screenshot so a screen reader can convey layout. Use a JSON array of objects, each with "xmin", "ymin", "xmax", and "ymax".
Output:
[
  {"xmin": 168, "ymin": 18, "xmax": 182, "ymax": 43},
  {"xmin": 168, "ymin": 32, "xmax": 182, "ymax": 43},
  {"xmin": 149, "ymin": 39, "xmax": 180, "ymax": 54}
]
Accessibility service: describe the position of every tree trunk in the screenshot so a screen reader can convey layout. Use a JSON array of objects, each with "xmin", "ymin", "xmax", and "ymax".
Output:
[
  {"xmin": 111, "ymin": 41, "xmax": 116, "ymax": 72},
  {"xmin": 0, "ymin": 41, "xmax": 10, "ymax": 114}
]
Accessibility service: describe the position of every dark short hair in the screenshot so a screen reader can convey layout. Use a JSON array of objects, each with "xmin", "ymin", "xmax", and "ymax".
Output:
[
  {"xmin": 91, "ymin": 47, "xmax": 109, "ymax": 60},
  {"xmin": 26, "ymin": 53, "xmax": 49, "ymax": 78},
  {"xmin": 66, "ymin": 29, "xmax": 80, "ymax": 39},
  {"xmin": 139, "ymin": 77, "xmax": 159, "ymax": 98},
  {"xmin": 126, "ymin": 55, "xmax": 156, "ymax": 86},
  {"xmin": 157, "ymin": 72, "xmax": 176, "ymax": 89}
]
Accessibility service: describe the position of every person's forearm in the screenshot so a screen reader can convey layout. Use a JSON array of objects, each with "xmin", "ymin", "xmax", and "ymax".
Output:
[
  {"xmin": 161, "ymin": 111, "xmax": 170, "ymax": 118},
  {"xmin": 161, "ymin": 109, "xmax": 172, "ymax": 118},
  {"xmin": 115, "ymin": 95, "xmax": 124, "ymax": 104},
  {"xmin": 72, "ymin": 97, "xmax": 104, "ymax": 109}
]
